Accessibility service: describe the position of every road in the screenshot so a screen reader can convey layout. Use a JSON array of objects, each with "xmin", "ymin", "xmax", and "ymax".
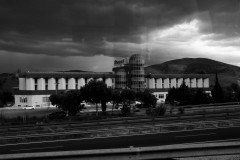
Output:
[{"xmin": 1, "ymin": 126, "xmax": 240, "ymax": 155}]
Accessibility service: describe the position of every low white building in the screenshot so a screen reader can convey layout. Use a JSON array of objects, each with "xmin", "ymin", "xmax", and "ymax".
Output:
[
  {"xmin": 145, "ymin": 74, "xmax": 210, "ymax": 103},
  {"xmin": 14, "ymin": 71, "xmax": 114, "ymax": 108},
  {"xmin": 14, "ymin": 71, "xmax": 210, "ymax": 107},
  {"xmin": 14, "ymin": 54, "xmax": 211, "ymax": 107}
]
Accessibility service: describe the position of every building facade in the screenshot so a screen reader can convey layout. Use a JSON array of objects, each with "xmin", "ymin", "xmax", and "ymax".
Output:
[
  {"xmin": 14, "ymin": 54, "xmax": 211, "ymax": 107},
  {"xmin": 113, "ymin": 54, "xmax": 145, "ymax": 91},
  {"xmin": 14, "ymin": 72, "xmax": 114, "ymax": 108},
  {"xmin": 145, "ymin": 74, "xmax": 210, "ymax": 103}
]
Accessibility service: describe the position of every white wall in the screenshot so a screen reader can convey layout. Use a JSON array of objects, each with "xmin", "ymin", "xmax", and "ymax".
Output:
[
  {"xmin": 184, "ymin": 78, "xmax": 190, "ymax": 87},
  {"xmin": 191, "ymin": 78, "xmax": 197, "ymax": 88},
  {"xmin": 197, "ymin": 78, "xmax": 203, "ymax": 88},
  {"xmin": 170, "ymin": 78, "xmax": 176, "ymax": 88},
  {"xmin": 78, "ymin": 78, "xmax": 85, "ymax": 89},
  {"xmin": 203, "ymin": 78, "xmax": 209, "ymax": 88},
  {"xmin": 164, "ymin": 78, "xmax": 169, "ymax": 88},
  {"xmin": 156, "ymin": 78, "xmax": 162, "ymax": 88},
  {"xmin": 48, "ymin": 78, "xmax": 56, "ymax": 90},
  {"xmin": 87, "ymin": 78, "xmax": 93, "ymax": 84},
  {"xmin": 14, "ymin": 95, "xmax": 54, "ymax": 107},
  {"xmin": 205, "ymin": 90, "xmax": 212, "ymax": 96},
  {"xmin": 19, "ymin": 78, "xmax": 26, "ymax": 90},
  {"xmin": 37, "ymin": 78, "xmax": 45, "ymax": 90},
  {"xmin": 14, "ymin": 95, "xmax": 27, "ymax": 107},
  {"xmin": 30, "ymin": 95, "xmax": 52, "ymax": 107},
  {"xmin": 58, "ymin": 78, "xmax": 66, "ymax": 90},
  {"xmin": 97, "ymin": 78, "xmax": 103, "ymax": 81},
  {"xmin": 26, "ymin": 78, "xmax": 35, "ymax": 90},
  {"xmin": 152, "ymin": 92, "xmax": 168, "ymax": 103},
  {"xmin": 148, "ymin": 78, "xmax": 155, "ymax": 89},
  {"xmin": 177, "ymin": 78, "xmax": 183, "ymax": 88},
  {"xmin": 68, "ymin": 78, "xmax": 76, "ymax": 90},
  {"xmin": 105, "ymin": 78, "xmax": 112, "ymax": 87},
  {"xmin": 146, "ymin": 77, "xmax": 208, "ymax": 89}
]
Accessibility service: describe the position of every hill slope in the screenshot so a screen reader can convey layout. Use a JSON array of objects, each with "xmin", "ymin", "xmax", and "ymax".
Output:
[{"xmin": 145, "ymin": 58, "xmax": 240, "ymax": 88}]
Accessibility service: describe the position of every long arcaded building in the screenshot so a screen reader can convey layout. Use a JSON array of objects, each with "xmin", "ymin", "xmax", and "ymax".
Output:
[{"xmin": 14, "ymin": 54, "xmax": 210, "ymax": 108}]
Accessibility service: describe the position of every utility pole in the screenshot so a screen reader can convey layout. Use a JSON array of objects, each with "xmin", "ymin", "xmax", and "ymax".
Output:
[{"xmin": 55, "ymin": 82, "xmax": 59, "ymax": 95}]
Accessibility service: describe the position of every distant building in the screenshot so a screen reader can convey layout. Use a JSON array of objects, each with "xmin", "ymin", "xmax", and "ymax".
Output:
[
  {"xmin": 113, "ymin": 54, "xmax": 145, "ymax": 91},
  {"xmin": 14, "ymin": 54, "xmax": 210, "ymax": 107},
  {"xmin": 145, "ymin": 73, "xmax": 210, "ymax": 103}
]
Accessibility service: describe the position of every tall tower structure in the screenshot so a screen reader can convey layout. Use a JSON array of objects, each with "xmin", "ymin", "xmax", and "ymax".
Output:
[
  {"xmin": 129, "ymin": 54, "xmax": 145, "ymax": 91},
  {"xmin": 112, "ymin": 57, "xmax": 129, "ymax": 89},
  {"xmin": 113, "ymin": 54, "xmax": 145, "ymax": 91}
]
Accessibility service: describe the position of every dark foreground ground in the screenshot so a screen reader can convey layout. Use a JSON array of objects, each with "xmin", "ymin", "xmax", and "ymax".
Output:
[{"xmin": 1, "ymin": 126, "xmax": 240, "ymax": 155}]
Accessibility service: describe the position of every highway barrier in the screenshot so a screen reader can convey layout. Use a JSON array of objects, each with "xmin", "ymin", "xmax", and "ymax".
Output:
[{"xmin": 1, "ymin": 141, "xmax": 240, "ymax": 159}]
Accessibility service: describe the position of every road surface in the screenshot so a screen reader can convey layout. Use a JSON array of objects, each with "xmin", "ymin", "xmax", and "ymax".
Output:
[{"xmin": 1, "ymin": 126, "xmax": 240, "ymax": 155}]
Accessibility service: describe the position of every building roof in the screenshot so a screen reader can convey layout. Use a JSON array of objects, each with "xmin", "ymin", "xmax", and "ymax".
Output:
[
  {"xmin": 19, "ymin": 71, "xmax": 115, "ymax": 78},
  {"xmin": 14, "ymin": 90, "xmax": 70, "ymax": 95},
  {"xmin": 148, "ymin": 88, "xmax": 211, "ymax": 92},
  {"xmin": 145, "ymin": 74, "xmax": 210, "ymax": 79},
  {"xmin": 18, "ymin": 71, "xmax": 210, "ymax": 79}
]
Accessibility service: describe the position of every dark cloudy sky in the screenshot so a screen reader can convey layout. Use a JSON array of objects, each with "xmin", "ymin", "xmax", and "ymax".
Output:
[{"xmin": 0, "ymin": 0, "xmax": 240, "ymax": 73}]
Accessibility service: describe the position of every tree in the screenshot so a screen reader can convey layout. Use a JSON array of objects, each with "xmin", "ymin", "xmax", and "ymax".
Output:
[
  {"xmin": 192, "ymin": 89, "xmax": 212, "ymax": 105},
  {"xmin": 50, "ymin": 90, "xmax": 83, "ymax": 116},
  {"xmin": 120, "ymin": 89, "xmax": 135, "ymax": 106},
  {"xmin": 177, "ymin": 82, "xmax": 194, "ymax": 105},
  {"xmin": 136, "ymin": 90, "xmax": 157, "ymax": 108},
  {"xmin": 120, "ymin": 89, "xmax": 135, "ymax": 115},
  {"xmin": 49, "ymin": 94, "xmax": 65, "ymax": 109},
  {"xmin": 0, "ymin": 91, "xmax": 14, "ymax": 107},
  {"xmin": 165, "ymin": 87, "xmax": 176, "ymax": 105},
  {"xmin": 137, "ymin": 90, "xmax": 157, "ymax": 115},
  {"xmin": 80, "ymin": 80, "xmax": 112, "ymax": 115},
  {"xmin": 100, "ymin": 87, "xmax": 112, "ymax": 113},
  {"xmin": 62, "ymin": 90, "xmax": 82, "ymax": 116},
  {"xmin": 166, "ymin": 82, "xmax": 194, "ymax": 106},
  {"xmin": 135, "ymin": 91, "xmax": 144, "ymax": 103},
  {"xmin": 211, "ymin": 73, "xmax": 224, "ymax": 103},
  {"xmin": 153, "ymin": 103, "xmax": 166, "ymax": 116},
  {"xmin": 111, "ymin": 90, "xmax": 122, "ymax": 114},
  {"xmin": 224, "ymin": 83, "xmax": 240, "ymax": 102}
]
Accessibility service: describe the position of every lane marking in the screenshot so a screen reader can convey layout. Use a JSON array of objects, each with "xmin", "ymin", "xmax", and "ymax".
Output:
[
  {"xmin": 176, "ymin": 138, "xmax": 240, "ymax": 145},
  {"xmin": 11, "ymin": 145, "xmax": 63, "ymax": 152},
  {"xmin": 176, "ymin": 133, "xmax": 217, "ymax": 138}
]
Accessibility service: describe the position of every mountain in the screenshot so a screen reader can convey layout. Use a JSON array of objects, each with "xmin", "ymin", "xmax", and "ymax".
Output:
[{"xmin": 145, "ymin": 58, "xmax": 240, "ymax": 88}]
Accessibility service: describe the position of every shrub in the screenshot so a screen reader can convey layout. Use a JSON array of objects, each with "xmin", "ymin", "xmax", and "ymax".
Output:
[
  {"xmin": 121, "ymin": 106, "xmax": 131, "ymax": 116},
  {"xmin": 178, "ymin": 107, "xmax": 185, "ymax": 114},
  {"xmin": 153, "ymin": 104, "xmax": 166, "ymax": 116}
]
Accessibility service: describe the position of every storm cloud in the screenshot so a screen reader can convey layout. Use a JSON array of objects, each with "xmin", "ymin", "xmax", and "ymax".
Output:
[{"xmin": 0, "ymin": 0, "xmax": 240, "ymax": 72}]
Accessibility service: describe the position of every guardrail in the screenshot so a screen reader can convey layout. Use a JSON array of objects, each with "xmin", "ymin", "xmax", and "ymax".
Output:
[{"xmin": 1, "ymin": 141, "xmax": 240, "ymax": 159}]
